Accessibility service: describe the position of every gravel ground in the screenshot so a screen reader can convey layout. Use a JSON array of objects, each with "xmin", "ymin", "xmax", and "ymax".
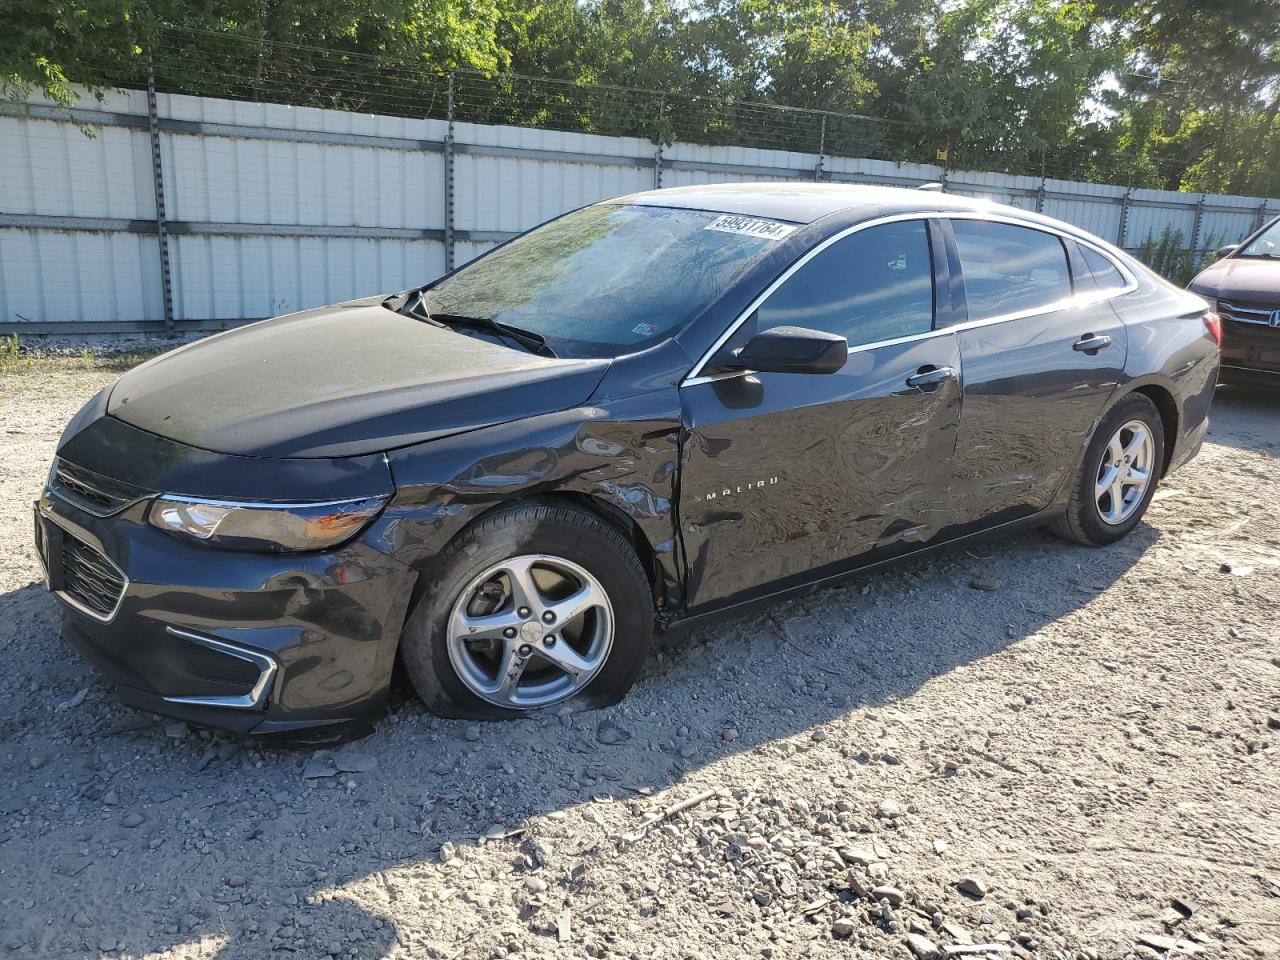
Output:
[{"xmin": 1, "ymin": 363, "xmax": 1277, "ymax": 960}]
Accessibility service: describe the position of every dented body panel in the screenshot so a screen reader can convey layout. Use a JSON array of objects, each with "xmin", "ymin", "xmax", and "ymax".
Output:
[
  {"xmin": 678, "ymin": 334, "xmax": 963, "ymax": 611},
  {"xmin": 382, "ymin": 394, "xmax": 685, "ymax": 605}
]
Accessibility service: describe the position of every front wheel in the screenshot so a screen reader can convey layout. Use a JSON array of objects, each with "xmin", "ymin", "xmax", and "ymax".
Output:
[
  {"xmin": 1051, "ymin": 393, "xmax": 1165, "ymax": 546},
  {"xmin": 400, "ymin": 501, "xmax": 654, "ymax": 719}
]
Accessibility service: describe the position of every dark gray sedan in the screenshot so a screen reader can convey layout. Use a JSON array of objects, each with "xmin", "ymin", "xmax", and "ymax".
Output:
[{"xmin": 36, "ymin": 184, "xmax": 1220, "ymax": 735}]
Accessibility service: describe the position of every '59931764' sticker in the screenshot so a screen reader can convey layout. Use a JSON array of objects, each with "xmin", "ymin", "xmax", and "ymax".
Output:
[{"xmin": 702, "ymin": 214, "xmax": 797, "ymax": 240}]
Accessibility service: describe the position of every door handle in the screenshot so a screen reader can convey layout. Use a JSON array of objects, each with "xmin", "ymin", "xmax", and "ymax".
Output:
[
  {"xmin": 905, "ymin": 365, "xmax": 957, "ymax": 390},
  {"xmin": 1073, "ymin": 334, "xmax": 1113, "ymax": 353}
]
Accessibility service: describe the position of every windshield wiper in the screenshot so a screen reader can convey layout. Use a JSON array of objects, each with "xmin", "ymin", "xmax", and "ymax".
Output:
[
  {"xmin": 388, "ymin": 290, "xmax": 556, "ymax": 357},
  {"xmin": 427, "ymin": 311, "xmax": 557, "ymax": 358}
]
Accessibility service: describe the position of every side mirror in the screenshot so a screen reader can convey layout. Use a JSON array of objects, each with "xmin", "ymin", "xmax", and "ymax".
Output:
[
  {"xmin": 716, "ymin": 325, "xmax": 848, "ymax": 375},
  {"xmin": 1216, "ymin": 244, "xmax": 1238, "ymax": 259}
]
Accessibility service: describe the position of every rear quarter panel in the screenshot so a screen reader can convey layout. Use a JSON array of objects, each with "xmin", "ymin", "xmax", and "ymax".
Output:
[{"xmin": 1109, "ymin": 274, "xmax": 1217, "ymax": 472}]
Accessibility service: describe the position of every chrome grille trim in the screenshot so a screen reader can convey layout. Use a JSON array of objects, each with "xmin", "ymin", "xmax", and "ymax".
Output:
[
  {"xmin": 57, "ymin": 527, "xmax": 129, "ymax": 623},
  {"xmin": 51, "ymin": 459, "xmax": 150, "ymax": 516},
  {"xmin": 161, "ymin": 627, "xmax": 279, "ymax": 711},
  {"xmin": 1218, "ymin": 299, "xmax": 1279, "ymax": 327}
]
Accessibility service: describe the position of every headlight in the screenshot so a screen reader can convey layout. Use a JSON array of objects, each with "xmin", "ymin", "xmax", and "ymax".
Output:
[{"xmin": 148, "ymin": 495, "xmax": 388, "ymax": 552}]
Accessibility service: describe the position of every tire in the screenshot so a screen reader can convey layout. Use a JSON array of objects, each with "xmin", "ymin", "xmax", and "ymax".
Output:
[
  {"xmin": 1051, "ymin": 392, "xmax": 1165, "ymax": 546},
  {"xmin": 400, "ymin": 501, "xmax": 654, "ymax": 719}
]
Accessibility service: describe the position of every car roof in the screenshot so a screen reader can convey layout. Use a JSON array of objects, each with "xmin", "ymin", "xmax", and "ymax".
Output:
[{"xmin": 612, "ymin": 182, "xmax": 997, "ymax": 224}]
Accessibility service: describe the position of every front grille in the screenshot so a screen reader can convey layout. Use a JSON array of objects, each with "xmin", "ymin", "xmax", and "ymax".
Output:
[
  {"xmin": 1218, "ymin": 299, "xmax": 1279, "ymax": 328},
  {"xmin": 52, "ymin": 459, "xmax": 149, "ymax": 515},
  {"xmin": 61, "ymin": 532, "xmax": 127, "ymax": 619}
]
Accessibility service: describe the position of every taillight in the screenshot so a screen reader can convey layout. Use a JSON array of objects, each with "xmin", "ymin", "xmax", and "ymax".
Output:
[{"xmin": 1203, "ymin": 311, "xmax": 1222, "ymax": 347}]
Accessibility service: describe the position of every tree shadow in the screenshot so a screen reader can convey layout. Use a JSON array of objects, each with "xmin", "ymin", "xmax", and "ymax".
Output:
[{"xmin": 0, "ymin": 522, "xmax": 1159, "ymax": 959}]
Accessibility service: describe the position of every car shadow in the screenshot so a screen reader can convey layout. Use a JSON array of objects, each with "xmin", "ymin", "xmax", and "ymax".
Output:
[{"xmin": 0, "ymin": 522, "xmax": 1159, "ymax": 959}]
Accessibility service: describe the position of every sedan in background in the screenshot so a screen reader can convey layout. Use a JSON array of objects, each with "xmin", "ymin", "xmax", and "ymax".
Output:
[{"xmin": 1189, "ymin": 215, "xmax": 1280, "ymax": 385}]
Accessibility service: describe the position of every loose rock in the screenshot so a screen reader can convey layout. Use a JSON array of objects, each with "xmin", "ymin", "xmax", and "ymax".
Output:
[
  {"xmin": 907, "ymin": 932, "xmax": 941, "ymax": 959},
  {"xmin": 596, "ymin": 720, "xmax": 631, "ymax": 745},
  {"xmin": 334, "ymin": 750, "xmax": 377, "ymax": 773},
  {"xmin": 871, "ymin": 885, "xmax": 905, "ymax": 906},
  {"xmin": 302, "ymin": 753, "xmax": 337, "ymax": 779}
]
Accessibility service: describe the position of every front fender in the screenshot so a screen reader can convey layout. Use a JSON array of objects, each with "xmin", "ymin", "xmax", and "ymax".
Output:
[{"xmin": 371, "ymin": 390, "xmax": 684, "ymax": 607}]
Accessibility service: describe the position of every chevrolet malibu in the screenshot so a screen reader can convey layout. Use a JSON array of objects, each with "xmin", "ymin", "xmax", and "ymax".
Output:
[{"xmin": 35, "ymin": 184, "xmax": 1219, "ymax": 736}]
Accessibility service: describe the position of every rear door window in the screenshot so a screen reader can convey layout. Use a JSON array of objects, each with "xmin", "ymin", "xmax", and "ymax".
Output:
[
  {"xmin": 950, "ymin": 220, "xmax": 1072, "ymax": 321},
  {"xmin": 1079, "ymin": 245, "xmax": 1128, "ymax": 293}
]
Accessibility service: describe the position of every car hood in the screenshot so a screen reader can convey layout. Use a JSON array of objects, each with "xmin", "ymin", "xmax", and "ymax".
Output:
[
  {"xmin": 1189, "ymin": 257, "xmax": 1280, "ymax": 305},
  {"xmin": 107, "ymin": 298, "xmax": 611, "ymax": 458}
]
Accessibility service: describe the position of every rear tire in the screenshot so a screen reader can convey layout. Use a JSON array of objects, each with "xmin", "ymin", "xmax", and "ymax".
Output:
[
  {"xmin": 400, "ymin": 501, "xmax": 653, "ymax": 719},
  {"xmin": 1051, "ymin": 393, "xmax": 1165, "ymax": 546}
]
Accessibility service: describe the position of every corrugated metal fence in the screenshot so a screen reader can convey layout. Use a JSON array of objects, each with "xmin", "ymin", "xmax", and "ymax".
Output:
[{"xmin": 2, "ymin": 85, "xmax": 1277, "ymax": 335}]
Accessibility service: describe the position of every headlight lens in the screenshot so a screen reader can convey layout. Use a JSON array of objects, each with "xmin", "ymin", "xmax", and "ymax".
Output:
[{"xmin": 148, "ymin": 495, "xmax": 388, "ymax": 552}]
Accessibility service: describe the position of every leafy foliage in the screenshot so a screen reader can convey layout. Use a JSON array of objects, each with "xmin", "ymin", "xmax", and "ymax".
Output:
[
  {"xmin": 1136, "ymin": 226, "xmax": 1226, "ymax": 286},
  {"xmin": 2, "ymin": 0, "xmax": 1277, "ymax": 197}
]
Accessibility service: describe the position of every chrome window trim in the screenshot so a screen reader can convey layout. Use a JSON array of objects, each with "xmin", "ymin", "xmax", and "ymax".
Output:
[
  {"xmin": 40, "ymin": 509, "xmax": 130, "ymax": 624},
  {"xmin": 682, "ymin": 210, "xmax": 1139, "ymax": 387},
  {"xmin": 161, "ymin": 626, "xmax": 280, "ymax": 711}
]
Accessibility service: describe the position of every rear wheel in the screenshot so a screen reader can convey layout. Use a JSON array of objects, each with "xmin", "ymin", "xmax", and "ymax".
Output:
[
  {"xmin": 400, "ymin": 502, "xmax": 653, "ymax": 719},
  {"xmin": 1051, "ymin": 393, "xmax": 1164, "ymax": 546}
]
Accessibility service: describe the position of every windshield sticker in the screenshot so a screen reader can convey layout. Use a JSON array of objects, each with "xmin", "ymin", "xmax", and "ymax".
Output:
[
  {"xmin": 703, "ymin": 215, "xmax": 797, "ymax": 241},
  {"xmin": 632, "ymin": 322, "xmax": 658, "ymax": 337}
]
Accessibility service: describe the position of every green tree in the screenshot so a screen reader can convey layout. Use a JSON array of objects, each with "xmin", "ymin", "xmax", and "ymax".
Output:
[
  {"xmin": 1, "ymin": 0, "xmax": 506, "ymax": 108},
  {"xmin": 878, "ymin": 0, "xmax": 1123, "ymax": 174},
  {"xmin": 682, "ymin": 0, "xmax": 876, "ymax": 110}
]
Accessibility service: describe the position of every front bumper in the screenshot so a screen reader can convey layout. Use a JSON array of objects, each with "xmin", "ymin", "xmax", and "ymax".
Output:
[
  {"xmin": 35, "ymin": 490, "xmax": 417, "ymax": 736},
  {"xmin": 1220, "ymin": 310, "xmax": 1280, "ymax": 378},
  {"xmin": 1219, "ymin": 362, "xmax": 1280, "ymax": 385}
]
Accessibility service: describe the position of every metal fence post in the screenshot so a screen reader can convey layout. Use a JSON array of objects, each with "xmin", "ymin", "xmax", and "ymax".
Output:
[
  {"xmin": 443, "ymin": 71, "xmax": 456, "ymax": 273},
  {"xmin": 814, "ymin": 114, "xmax": 827, "ymax": 182},
  {"xmin": 1117, "ymin": 174, "xmax": 1134, "ymax": 250},
  {"xmin": 1035, "ymin": 149, "xmax": 1047, "ymax": 213},
  {"xmin": 653, "ymin": 94, "xmax": 666, "ymax": 190},
  {"xmin": 1254, "ymin": 176, "xmax": 1273, "ymax": 233},
  {"xmin": 1190, "ymin": 192, "xmax": 1206, "ymax": 257},
  {"xmin": 146, "ymin": 52, "xmax": 175, "ymax": 337}
]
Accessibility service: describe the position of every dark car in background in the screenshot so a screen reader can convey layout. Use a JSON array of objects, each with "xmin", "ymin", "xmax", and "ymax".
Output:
[
  {"xmin": 1189, "ymin": 215, "xmax": 1280, "ymax": 384},
  {"xmin": 35, "ymin": 184, "xmax": 1220, "ymax": 737}
]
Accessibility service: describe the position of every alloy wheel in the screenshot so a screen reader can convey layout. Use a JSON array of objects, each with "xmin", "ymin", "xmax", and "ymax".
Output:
[
  {"xmin": 1094, "ymin": 419, "xmax": 1155, "ymax": 525},
  {"xmin": 446, "ymin": 554, "xmax": 614, "ymax": 709}
]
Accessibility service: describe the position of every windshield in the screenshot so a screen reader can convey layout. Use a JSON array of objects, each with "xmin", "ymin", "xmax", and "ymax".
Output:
[
  {"xmin": 421, "ymin": 203, "xmax": 791, "ymax": 358},
  {"xmin": 1240, "ymin": 220, "xmax": 1280, "ymax": 258}
]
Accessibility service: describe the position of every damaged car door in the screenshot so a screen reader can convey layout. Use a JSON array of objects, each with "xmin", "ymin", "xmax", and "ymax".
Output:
[{"xmin": 678, "ymin": 217, "xmax": 962, "ymax": 610}]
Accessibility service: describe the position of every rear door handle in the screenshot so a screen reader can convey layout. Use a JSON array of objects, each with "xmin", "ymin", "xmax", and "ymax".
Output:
[
  {"xmin": 905, "ymin": 365, "xmax": 957, "ymax": 390},
  {"xmin": 1073, "ymin": 334, "xmax": 1113, "ymax": 353}
]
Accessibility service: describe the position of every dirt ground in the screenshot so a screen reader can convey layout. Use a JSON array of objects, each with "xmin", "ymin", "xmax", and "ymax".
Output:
[{"xmin": 0, "ymin": 361, "xmax": 1277, "ymax": 960}]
